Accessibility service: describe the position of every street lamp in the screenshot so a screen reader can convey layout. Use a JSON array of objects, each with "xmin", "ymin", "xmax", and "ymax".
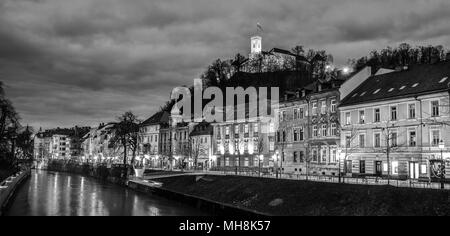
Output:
[
  {"xmin": 439, "ymin": 140, "xmax": 445, "ymax": 189},
  {"xmin": 337, "ymin": 149, "xmax": 342, "ymax": 183},
  {"xmin": 274, "ymin": 150, "xmax": 280, "ymax": 179},
  {"xmin": 259, "ymin": 155, "xmax": 264, "ymax": 177}
]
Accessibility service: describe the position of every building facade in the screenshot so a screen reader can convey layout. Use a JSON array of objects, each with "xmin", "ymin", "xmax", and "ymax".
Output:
[
  {"xmin": 189, "ymin": 121, "xmax": 214, "ymax": 169},
  {"xmin": 277, "ymin": 80, "xmax": 342, "ymax": 176},
  {"xmin": 139, "ymin": 111, "xmax": 169, "ymax": 167},
  {"xmin": 339, "ymin": 62, "xmax": 450, "ymax": 181},
  {"xmin": 212, "ymin": 104, "xmax": 277, "ymax": 172}
]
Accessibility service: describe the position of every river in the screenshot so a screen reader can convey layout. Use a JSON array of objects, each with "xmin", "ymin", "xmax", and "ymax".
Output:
[{"xmin": 6, "ymin": 170, "xmax": 209, "ymax": 216}]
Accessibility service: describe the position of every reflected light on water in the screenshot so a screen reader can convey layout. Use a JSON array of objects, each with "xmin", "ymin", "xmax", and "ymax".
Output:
[{"xmin": 6, "ymin": 170, "xmax": 208, "ymax": 216}]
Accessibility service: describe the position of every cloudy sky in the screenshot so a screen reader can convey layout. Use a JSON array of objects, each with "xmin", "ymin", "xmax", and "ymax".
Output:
[{"xmin": 1, "ymin": 0, "xmax": 449, "ymax": 129}]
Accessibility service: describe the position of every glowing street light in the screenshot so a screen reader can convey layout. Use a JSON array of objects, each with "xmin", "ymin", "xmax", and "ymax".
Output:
[
  {"xmin": 259, "ymin": 155, "xmax": 264, "ymax": 177},
  {"xmin": 342, "ymin": 66, "xmax": 351, "ymax": 74}
]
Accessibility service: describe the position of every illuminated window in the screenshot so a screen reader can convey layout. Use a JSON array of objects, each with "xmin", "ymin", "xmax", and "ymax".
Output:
[
  {"xmin": 345, "ymin": 112, "xmax": 351, "ymax": 125},
  {"xmin": 331, "ymin": 99, "xmax": 337, "ymax": 113},
  {"xmin": 331, "ymin": 123, "xmax": 337, "ymax": 136},
  {"xmin": 322, "ymin": 124, "xmax": 327, "ymax": 137},
  {"xmin": 321, "ymin": 149, "xmax": 327, "ymax": 163},
  {"xmin": 392, "ymin": 161, "xmax": 399, "ymax": 175},
  {"xmin": 359, "ymin": 110, "xmax": 365, "ymax": 124},
  {"xmin": 331, "ymin": 149, "xmax": 337, "ymax": 163},
  {"xmin": 312, "ymin": 102, "xmax": 318, "ymax": 115},
  {"xmin": 321, "ymin": 100, "xmax": 327, "ymax": 114}
]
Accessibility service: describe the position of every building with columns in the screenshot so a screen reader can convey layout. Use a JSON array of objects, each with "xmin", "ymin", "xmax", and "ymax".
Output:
[{"xmin": 338, "ymin": 61, "xmax": 450, "ymax": 181}]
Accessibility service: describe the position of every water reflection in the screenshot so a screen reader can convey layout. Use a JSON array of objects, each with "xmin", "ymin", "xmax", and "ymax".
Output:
[{"xmin": 7, "ymin": 170, "xmax": 208, "ymax": 216}]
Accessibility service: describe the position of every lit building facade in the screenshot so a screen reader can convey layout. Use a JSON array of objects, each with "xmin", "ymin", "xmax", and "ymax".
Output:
[
  {"xmin": 339, "ymin": 62, "xmax": 450, "ymax": 181},
  {"xmin": 212, "ymin": 104, "xmax": 276, "ymax": 172}
]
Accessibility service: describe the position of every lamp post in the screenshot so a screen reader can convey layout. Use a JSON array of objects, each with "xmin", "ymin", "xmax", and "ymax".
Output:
[
  {"xmin": 259, "ymin": 155, "xmax": 264, "ymax": 177},
  {"xmin": 274, "ymin": 150, "xmax": 280, "ymax": 179},
  {"xmin": 337, "ymin": 149, "xmax": 342, "ymax": 183},
  {"xmin": 439, "ymin": 140, "xmax": 445, "ymax": 189}
]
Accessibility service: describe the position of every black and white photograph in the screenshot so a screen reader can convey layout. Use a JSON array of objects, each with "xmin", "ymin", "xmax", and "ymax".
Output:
[{"xmin": 0, "ymin": 0, "xmax": 449, "ymax": 221}]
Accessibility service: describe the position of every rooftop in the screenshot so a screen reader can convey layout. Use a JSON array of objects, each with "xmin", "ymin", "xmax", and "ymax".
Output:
[
  {"xmin": 339, "ymin": 61, "xmax": 450, "ymax": 107},
  {"xmin": 141, "ymin": 111, "xmax": 170, "ymax": 126}
]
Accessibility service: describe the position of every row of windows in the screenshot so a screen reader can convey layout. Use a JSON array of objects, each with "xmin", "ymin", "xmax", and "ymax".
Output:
[
  {"xmin": 345, "ymin": 100, "xmax": 441, "ymax": 125},
  {"xmin": 216, "ymin": 124, "xmax": 259, "ymax": 139},
  {"xmin": 218, "ymin": 138, "xmax": 261, "ymax": 154},
  {"xmin": 346, "ymin": 129, "xmax": 443, "ymax": 148},
  {"xmin": 280, "ymin": 99, "xmax": 338, "ymax": 121},
  {"xmin": 312, "ymin": 124, "xmax": 338, "ymax": 138}
]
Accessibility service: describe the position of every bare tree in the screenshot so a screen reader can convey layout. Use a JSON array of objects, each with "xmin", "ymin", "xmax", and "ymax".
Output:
[
  {"xmin": 339, "ymin": 125, "xmax": 360, "ymax": 183},
  {"xmin": 255, "ymin": 136, "xmax": 265, "ymax": 176},
  {"xmin": 188, "ymin": 136, "xmax": 203, "ymax": 171},
  {"xmin": 108, "ymin": 112, "xmax": 140, "ymax": 176}
]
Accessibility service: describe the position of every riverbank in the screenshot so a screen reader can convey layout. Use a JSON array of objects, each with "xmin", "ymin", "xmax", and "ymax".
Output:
[
  {"xmin": 154, "ymin": 174, "xmax": 450, "ymax": 216},
  {"xmin": 0, "ymin": 169, "xmax": 30, "ymax": 215}
]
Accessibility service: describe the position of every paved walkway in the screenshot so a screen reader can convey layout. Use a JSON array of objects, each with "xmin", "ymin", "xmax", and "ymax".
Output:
[{"xmin": 143, "ymin": 168, "xmax": 450, "ymax": 190}]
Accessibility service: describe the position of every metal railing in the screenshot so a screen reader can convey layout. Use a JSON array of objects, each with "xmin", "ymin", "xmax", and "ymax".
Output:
[{"xmin": 148, "ymin": 167, "xmax": 450, "ymax": 190}]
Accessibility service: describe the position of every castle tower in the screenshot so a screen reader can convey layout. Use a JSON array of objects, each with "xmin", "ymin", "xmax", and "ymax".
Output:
[{"xmin": 250, "ymin": 35, "xmax": 262, "ymax": 55}]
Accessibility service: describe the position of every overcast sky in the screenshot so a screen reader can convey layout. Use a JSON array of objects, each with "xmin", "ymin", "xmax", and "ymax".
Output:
[{"xmin": 1, "ymin": 0, "xmax": 449, "ymax": 129}]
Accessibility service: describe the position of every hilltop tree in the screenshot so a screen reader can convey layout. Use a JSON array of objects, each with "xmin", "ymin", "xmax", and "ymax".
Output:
[
  {"xmin": 201, "ymin": 59, "xmax": 232, "ymax": 87},
  {"xmin": 350, "ymin": 43, "xmax": 448, "ymax": 73}
]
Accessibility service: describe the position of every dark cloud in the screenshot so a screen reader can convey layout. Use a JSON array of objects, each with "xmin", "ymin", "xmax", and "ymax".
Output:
[{"xmin": 0, "ymin": 0, "xmax": 449, "ymax": 129}]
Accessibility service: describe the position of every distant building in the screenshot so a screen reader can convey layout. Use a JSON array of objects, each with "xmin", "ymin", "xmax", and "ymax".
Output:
[
  {"xmin": 139, "ymin": 111, "xmax": 169, "ymax": 167},
  {"xmin": 34, "ymin": 126, "xmax": 90, "ymax": 160},
  {"xmin": 240, "ymin": 35, "xmax": 299, "ymax": 73},
  {"xmin": 190, "ymin": 121, "xmax": 214, "ymax": 169},
  {"xmin": 339, "ymin": 62, "xmax": 450, "ymax": 181}
]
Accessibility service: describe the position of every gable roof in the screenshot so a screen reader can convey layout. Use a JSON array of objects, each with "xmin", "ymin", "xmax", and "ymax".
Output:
[
  {"xmin": 141, "ymin": 111, "xmax": 170, "ymax": 126},
  {"xmin": 339, "ymin": 61, "xmax": 450, "ymax": 107},
  {"xmin": 190, "ymin": 121, "xmax": 213, "ymax": 136}
]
